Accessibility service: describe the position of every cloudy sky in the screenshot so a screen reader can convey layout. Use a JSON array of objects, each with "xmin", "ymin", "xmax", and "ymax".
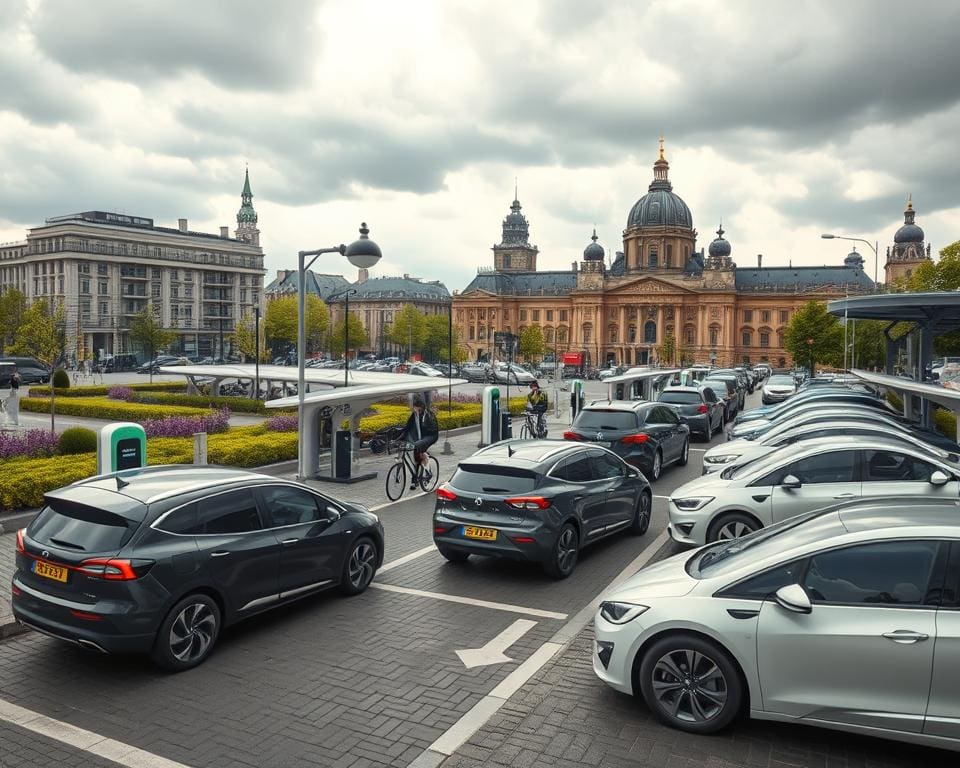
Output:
[{"xmin": 2, "ymin": 0, "xmax": 959, "ymax": 290}]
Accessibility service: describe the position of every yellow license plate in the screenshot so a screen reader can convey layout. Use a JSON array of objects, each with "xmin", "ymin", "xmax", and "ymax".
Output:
[
  {"xmin": 463, "ymin": 526, "xmax": 497, "ymax": 541},
  {"xmin": 34, "ymin": 560, "xmax": 68, "ymax": 583}
]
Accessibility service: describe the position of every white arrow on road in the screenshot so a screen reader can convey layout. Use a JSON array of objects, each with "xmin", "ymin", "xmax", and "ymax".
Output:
[{"xmin": 455, "ymin": 618, "xmax": 538, "ymax": 669}]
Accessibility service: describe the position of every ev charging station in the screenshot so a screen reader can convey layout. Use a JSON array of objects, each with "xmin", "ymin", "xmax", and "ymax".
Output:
[
  {"xmin": 480, "ymin": 385, "xmax": 502, "ymax": 446},
  {"xmin": 569, "ymin": 380, "xmax": 585, "ymax": 423},
  {"xmin": 97, "ymin": 422, "xmax": 147, "ymax": 474}
]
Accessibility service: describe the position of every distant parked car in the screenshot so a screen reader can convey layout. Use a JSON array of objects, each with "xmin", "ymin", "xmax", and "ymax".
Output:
[
  {"xmin": 492, "ymin": 363, "xmax": 536, "ymax": 385},
  {"xmin": 658, "ymin": 386, "xmax": 724, "ymax": 441},
  {"xmin": 760, "ymin": 374, "xmax": 797, "ymax": 404},
  {"xmin": 460, "ymin": 364, "xmax": 490, "ymax": 383},
  {"xmin": 3, "ymin": 357, "xmax": 51, "ymax": 384}
]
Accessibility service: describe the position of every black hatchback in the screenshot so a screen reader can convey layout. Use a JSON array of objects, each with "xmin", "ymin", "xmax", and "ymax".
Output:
[
  {"xmin": 563, "ymin": 401, "xmax": 690, "ymax": 481},
  {"xmin": 433, "ymin": 441, "xmax": 651, "ymax": 579},
  {"xmin": 12, "ymin": 466, "xmax": 384, "ymax": 671}
]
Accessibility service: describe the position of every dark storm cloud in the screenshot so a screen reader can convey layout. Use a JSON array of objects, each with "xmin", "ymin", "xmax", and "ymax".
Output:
[{"xmin": 31, "ymin": 0, "xmax": 318, "ymax": 90}]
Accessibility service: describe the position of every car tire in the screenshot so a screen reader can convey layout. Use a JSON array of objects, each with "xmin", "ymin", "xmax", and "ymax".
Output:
[
  {"xmin": 707, "ymin": 512, "xmax": 760, "ymax": 542},
  {"xmin": 703, "ymin": 419, "xmax": 712, "ymax": 442},
  {"xmin": 339, "ymin": 536, "xmax": 379, "ymax": 595},
  {"xmin": 638, "ymin": 633, "xmax": 743, "ymax": 735},
  {"xmin": 649, "ymin": 450, "xmax": 663, "ymax": 481},
  {"xmin": 437, "ymin": 544, "xmax": 470, "ymax": 563},
  {"xmin": 543, "ymin": 522, "xmax": 579, "ymax": 579},
  {"xmin": 630, "ymin": 490, "xmax": 652, "ymax": 535},
  {"xmin": 677, "ymin": 438, "xmax": 689, "ymax": 466},
  {"xmin": 150, "ymin": 593, "xmax": 221, "ymax": 673}
]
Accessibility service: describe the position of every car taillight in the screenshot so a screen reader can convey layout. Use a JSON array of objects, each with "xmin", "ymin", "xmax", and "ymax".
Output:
[
  {"xmin": 697, "ymin": 404, "xmax": 708, "ymax": 414},
  {"xmin": 11, "ymin": 584, "xmax": 21, "ymax": 598},
  {"xmin": 77, "ymin": 558, "xmax": 154, "ymax": 580},
  {"xmin": 563, "ymin": 431, "xmax": 583, "ymax": 441},
  {"xmin": 15, "ymin": 528, "xmax": 25, "ymax": 555},
  {"xmin": 505, "ymin": 497, "xmax": 551, "ymax": 510},
  {"xmin": 434, "ymin": 525, "xmax": 451, "ymax": 535},
  {"xmin": 436, "ymin": 486, "xmax": 457, "ymax": 501},
  {"xmin": 69, "ymin": 610, "xmax": 103, "ymax": 622},
  {"xmin": 620, "ymin": 433, "xmax": 649, "ymax": 444},
  {"xmin": 511, "ymin": 536, "xmax": 536, "ymax": 544}
]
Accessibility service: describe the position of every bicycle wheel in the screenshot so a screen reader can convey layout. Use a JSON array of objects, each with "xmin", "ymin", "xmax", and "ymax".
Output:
[
  {"xmin": 385, "ymin": 462, "xmax": 406, "ymax": 501},
  {"xmin": 369, "ymin": 437, "xmax": 387, "ymax": 455},
  {"xmin": 519, "ymin": 422, "xmax": 530, "ymax": 440},
  {"xmin": 419, "ymin": 456, "xmax": 440, "ymax": 492}
]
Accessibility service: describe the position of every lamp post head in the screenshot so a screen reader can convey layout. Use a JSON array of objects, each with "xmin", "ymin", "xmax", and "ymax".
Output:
[
  {"xmin": 345, "ymin": 222, "xmax": 382, "ymax": 269},
  {"xmin": 821, "ymin": 234, "xmax": 835, "ymax": 239}
]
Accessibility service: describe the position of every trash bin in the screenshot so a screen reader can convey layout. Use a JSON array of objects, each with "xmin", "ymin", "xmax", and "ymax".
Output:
[{"xmin": 334, "ymin": 429, "xmax": 352, "ymax": 479}]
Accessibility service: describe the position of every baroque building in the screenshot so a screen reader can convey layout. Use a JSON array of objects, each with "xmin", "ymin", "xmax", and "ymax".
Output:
[
  {"xmin": 454, "ymin": 141, "xmax": 885, "ymax": 368},
  {"xmin": 884, "ymin": 195, "xmax": 933, "ymax": 284}
]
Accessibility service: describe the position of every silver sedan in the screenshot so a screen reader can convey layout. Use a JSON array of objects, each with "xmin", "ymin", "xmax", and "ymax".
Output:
[
  {"xmin": 670, "ymin": 436, "xmax": 960, "ymax": 545},
  {"xmin": 594, "ymin": 497, "xmax": 960, "ymax": 748}
]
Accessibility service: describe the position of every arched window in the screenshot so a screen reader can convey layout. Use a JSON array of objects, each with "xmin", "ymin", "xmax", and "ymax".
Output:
[
  {"xmin": 583, "ymin": 323, "xmax": 593, "ymax": 344},
  {"xmin": 608, "ymin": 324, "xmax": 618, "ymax": 343},
  {"xmin": 648, "ymin": 248, "xmax": 658, "ymax": 268},
  {"xmin": 741, "ymin": 329, "xmax": 752, "ymax": 347},
  {"xmin": 665, "ymin": 244, "xmax": 673, "ymax": 268},
  {"xmin": 628, "ymin": 324, "xmax": 637, "ymax": 343},
  {"xmin": 644, "ymin": 321, "xmax": 657, "ymax": 344},
  {"xmin": 709, "ymin": 324, "xmax": 720, "ymax": 347},
  {"xmin": 557, "ymin": 326, "xmax": 568, "ymax": 343},
  {"xmin": 544, "ymin": 326, "xmax": 554, "ymax": 343},
  {"xmin": 684, "ymin": 325, "xmax": 695, "ymax": 345}
]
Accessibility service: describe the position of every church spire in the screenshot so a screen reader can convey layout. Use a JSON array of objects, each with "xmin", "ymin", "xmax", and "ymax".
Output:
[{"xmin": 235, "ymin": 167, "xmax": 260, "ymax": 246}]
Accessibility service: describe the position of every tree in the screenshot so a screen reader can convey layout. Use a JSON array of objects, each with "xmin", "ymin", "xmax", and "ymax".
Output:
[
  {"xmin": 849, "ymin": 319, "xmax": 890, "ymax": 370},
  {"xmin": 906, "ymin": 239, "xmax": 960, "ymax": 356},
  {"xmin": 304, "ymin": 295, "xmax": 329, "ymax": 354},
  {"xmin": 264, "ymin": 296, "xmax": 298, "ymax": 353},
  {"xmin": 129, "ymin": 304, "xmax": 177, "ymax": 382},
  {"xmin": 657, "ymin": 332, "xmax": 677, "ymax": 366},
  {"xmin": 389, "ymin": 304, "xmax": 426, "ymax": 359},
  {"xmin": 8, "ymin": 298, "xmax": 65, "ymax": 432},
  {"xmin": 329, "ymin": 314, "xmax": 368, "ymax": 358},
  {"xmin": 231, "ymin": 311, "xmax": 269, "ymax": 363},
  {"xmin": 783, "ymin": 300, "xmax": 843, "ymax": 375},
  {"xmin": 518, "ymin": 324, "xmax": 545, "ymax": 362},
  {"xmin": 0, "ymin": 287, "xmax": 27, "ymax": 353}
]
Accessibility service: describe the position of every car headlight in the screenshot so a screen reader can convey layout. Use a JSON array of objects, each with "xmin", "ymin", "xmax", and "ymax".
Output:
[
  {"xmin": 599, "ymin": 601, "xmax": 649, "ymax": 624},
  {"xmin": 671, "ymin": 496, "xmax": 715, "ymax": 511},
  {"xmin": 704, "ymin": 454, "xmax": 738, "ymax": 464}
]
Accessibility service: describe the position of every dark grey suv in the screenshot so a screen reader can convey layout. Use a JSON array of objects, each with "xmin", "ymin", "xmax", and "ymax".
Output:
[
  {"xmin": 433, "ymin": 440, "xmax": 652, "ymax": 579},
  {"xmin": 12, "ymin": 466, "xmax": 384, "ymax": 671}
]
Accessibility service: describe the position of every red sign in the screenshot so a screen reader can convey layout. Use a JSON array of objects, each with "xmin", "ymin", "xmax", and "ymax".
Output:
[{"xmin": 561, "ymin": 352, "xmax": 584, "ymax": 365}]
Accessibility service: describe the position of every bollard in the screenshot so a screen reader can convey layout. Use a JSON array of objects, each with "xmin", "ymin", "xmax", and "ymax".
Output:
[{"xmin": 193, "ymin": 432, "xmax": 208, "ymax": 465}]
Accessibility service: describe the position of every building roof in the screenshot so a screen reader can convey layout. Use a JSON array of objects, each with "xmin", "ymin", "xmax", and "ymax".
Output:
[
  {"xmin": 349, "ymin": 275, "xmax": 450, "ymax": 301},
  {"xmin": 626, "ymin": 142, "xmax": 693, "ymax": 231},
  {"xmin": 264, "ymin": 270, "xmax": 350, "ymax": 297},
  {"xmin": 735, "ymin": 265, "xmax": 874, "ymax": 293},
  {"xmin": 40, "ymin": 211, "xmax": 255, "ymax": 245},
  {"xmin": 828, "ymin": 292, "xmax": 960, "ymax": 333},
  {"xmin": 461, "ymin": 270, "xmax": 578, "ymax": 296},
  {"xmin": 583, "ymin": 229, "xmax": 605, "ymax": 261}
]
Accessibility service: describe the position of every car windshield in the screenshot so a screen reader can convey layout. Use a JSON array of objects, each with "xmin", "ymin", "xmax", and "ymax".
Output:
[
  {"xmin": 659, "ymin": 392, "xmax": 701, "ymax": 405},
  {"xmin": 767, "ymin": 375, "xmax": 794, "ymax": 385},
  {"xmin": 573, "ymin": 409, "xmax": 637, "ymax": 430},
  {"xmin": 689, "ymin": 509, "xmax": 842, "ymax": 577}
]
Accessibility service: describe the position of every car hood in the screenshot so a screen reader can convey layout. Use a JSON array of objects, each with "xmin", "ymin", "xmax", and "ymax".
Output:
[
  {"xmin": 703, "ymin": 444, "xmax": 771, "ymax": 473},
  {"xmin": 731, "ymin": 419, "xmax": 772, "ymax": 438},
  {"xmin": 671, "ymin": 473, "xmax": 731, "ymax": 499},
  {"xmin": 604, "ymin": 550, "xmax": 697, "ymax": 601}
]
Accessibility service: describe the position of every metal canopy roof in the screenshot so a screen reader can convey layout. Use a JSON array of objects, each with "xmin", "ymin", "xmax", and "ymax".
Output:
[
  {"xmin": 849, "ymin": 369, "xmax": 960, "ymax": 413},
  {"xmin": 264, "ymin": 379, "xmax": 467, "ymax": 412},
  {"xmin": 159, "ymin": 364, "xmax": 458, "ymax": 388},
  {"xmin": 828, "ymin": 292, "xmax": 960, "ymax": 333}
]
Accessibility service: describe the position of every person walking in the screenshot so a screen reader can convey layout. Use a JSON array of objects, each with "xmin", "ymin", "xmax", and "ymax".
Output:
[
  {"xmin": 400, "ymin": 396, "xmax": 438, "ymax": 489},
  {"xmin": 6, "ymin": 365, "xmax": 21, "ymax": 426}
]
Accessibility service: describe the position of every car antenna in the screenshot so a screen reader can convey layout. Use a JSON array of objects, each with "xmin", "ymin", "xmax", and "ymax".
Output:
[
  {"xmin": 116, "ymin": 476, "xmax": 129, "ymax": 490},
  {"xmin": 507, "ymin": 443, "xmax": 515, "ymax": 457}
]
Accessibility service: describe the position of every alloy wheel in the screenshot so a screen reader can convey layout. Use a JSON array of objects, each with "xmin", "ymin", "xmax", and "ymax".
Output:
[
  {"xmin": 651, "ymin": 648, "xmax": 728, "ymax": 723},
  {"xmin": 651, "ymin": 451, "xmax": 662, "ymax": 480},
  {"xmin": 555, "ymin": 527, "xmax": 578, "ymax": 575},
  {"xmin": 169, "ymin": 602, "xmax": 216, "ymax": 663},
  {"xmin": 348, "ymin": 541, "xmax": 377, "ymax": 589},
  {"xmin": 717, "ymin": 519, "xmax": 755, "ymax": 539}
]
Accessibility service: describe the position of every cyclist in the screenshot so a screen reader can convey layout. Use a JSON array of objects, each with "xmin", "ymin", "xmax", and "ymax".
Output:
[
  {"xmin": 525, "ymin": 380, "xmax": 548, "ymax": 438},
  {"xmin": 400, "ymin": 396, "xmax": 438, "ymax": 489}
]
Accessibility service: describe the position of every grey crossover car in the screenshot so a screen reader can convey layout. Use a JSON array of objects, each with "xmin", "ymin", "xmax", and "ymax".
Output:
[
  {"xmin": 433, "ymin": 440, "xmax": 652, "ymax": 578},
  {"xmin": 13, "ymin": 466, "xmax": 384, "ymax": 671},
  {"xmin": 595, "ymin": 497, "xmax": 960, "ymax": 750},
  {"xmin": 658, "ymin": 386, "xmax": 724, "ymax": 441}
]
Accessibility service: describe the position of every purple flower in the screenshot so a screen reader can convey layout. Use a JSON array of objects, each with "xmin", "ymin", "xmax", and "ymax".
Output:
[
  {"xmin": 107, "ymin": 385, "xmax": 134, "ymax": 401},
  {"xmin": 142, "ymin": 407, "xmax": 231, "ymax": 438},
  {"xmin": 265, "ymin": 414, "xmax": 298, "ymax": 432},
  {"xmin": 0, "ymin": 429, "xmax": 60, "ymax": 460}
]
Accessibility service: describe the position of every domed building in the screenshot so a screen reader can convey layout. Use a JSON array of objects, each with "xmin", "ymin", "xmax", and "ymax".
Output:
[
  {"xmin": 455, "ymin": 141, "xmax": 882, "ymax": 368},
  {"xmin": 884, "ymin": 196, "xmax": 932, "ymax": 283}
]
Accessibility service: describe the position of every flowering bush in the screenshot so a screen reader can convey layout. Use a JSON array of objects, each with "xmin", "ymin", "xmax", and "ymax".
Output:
[
  {"xmin": 266, "ymin": 414, "xmax": 299, "ymax": 432},
  {"xmin": 107, "ymin": 385, "xmax": 134, "ymax": 401},
  {"xmin": 20, "ymin": 396, "xmax": 209, "ymax": 419},
  {"xmin": 141, "ymin": 407, "xmax": 231, "ymax": 438},
  {"xmin": 0, "ymin": 429, "xmax": 60, "ymax": 461}
]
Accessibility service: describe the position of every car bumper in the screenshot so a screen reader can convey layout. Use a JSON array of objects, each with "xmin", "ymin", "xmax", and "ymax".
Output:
[
  {"xmin": 433, "ymin": 517, "xmax": 555, "ymax": 563},
  {"xmin": 666, "ymin": 504, "xmax": 709, "ymax": 546},
  {"xmin": 684, "ymin": 415, "xmax": 710, "ymax": 435},
  {"xmin": 592, "ymin": 611, "xmax": 648, "ymax": 695}
]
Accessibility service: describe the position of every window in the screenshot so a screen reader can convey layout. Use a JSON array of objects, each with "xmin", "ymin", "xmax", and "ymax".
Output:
[
  {"xmin": 98, "ymin": 280, "xmax": 108, "ymax": 295},
  {"xmin": 758, "ymin": 450, "xmax": 857, "ymax": 486},
  {"xmin": 719, "ymin": 561, "xmax": 802, "ymax": 600},
  {"xmin": 451, "ymin": 465, "xmax": 537, "ymax": 494},
  {"xmin": 608, "ymin": 325, "xmax": 618, "ymax": 343},
  {"xmin": 156, "ymin": 503, "xmax": 199, "ymax": 535},
  {"xmin": 665, "ymin": 244, "xmax": 672, "ymax": 268},
  {"xmin": 553, "ymin": 455, "xmax": 594, "ymax": 483},
  {"xmin": 171, "ymin": 269, "xmax": 178, "ymax": 280},
  {"xmin": 469, "ymin": 327, "xmax": 475, "ymax": 341},
  {"xmin": 546, "ymin": 310, "xmax": 553, "ymax": 321},
  {"xmin": 803, "ymin": 541, "xmax": 942, "ymax": 606},
  {"xmin": 97, "ymin": 263, "xmax": 108, "ymax": 276},
  {"xmin": 684, "ymin": 326, "xmax": 695, "ymax": 345},
  {"xmin": 583, "ymin": 323, "xmax": 592, "ymax": 343},
  {"xmin": 760, "ymin": 310, "xmax": 771, "ymax": 323},
  {"xmin": 760, "ymin": 332, "xmax": 770, "ymax": 348},
  {"xmin": 743, "ymin": 310, "xmax": 753, "ymax": 323},
  {"xmin": 779, "ymin": 310, "xmax": 789, "ymax": 324},
  {"xmin": 98, "ymin": 301, "xmax": 108, "ymax": 316},
  {"xmin": 559, "ymin": 310, "xmax": 568, "ymax": 322},
  {"xmin": 196, "ymin": 490, "xmax": 262, "ymax": 534},
  {"xmin": 259, "ymin": 485, "xmax": 324, "ymax": 527},
  {"xmin": 557, "ymin": 326, "xmax": 568, "ymax": 343},
  {"xmin": 643, "ymin": 321, "xmax": 656, "ymax": 344},
  {"xmin": 709, "ymin": 326, "xmax": 719, "ymax": 347},
  {"xmin": 80, "ymin": 279, "xmax": 90, "ymax": 294},
  {"xmin": 519, "ymin": 310, "xmax": 527, "ymax": 321},
  {"xmin": 742, "ymin": 330, "xmax": 752, "ymax": 347},
  {"xmin": 502, "ymin": 254, "xmax": 511, "ymax": 269},
  {"xmin": 863, "ymin": 450, "xmax": 938, "ymax": 482},
  {"xmin": 628, "ymin": 325, "xmax": 637, "ymax": 343},
  {"xmin": 648, "ymin": 248, "xmax": 658, "ymax": 268},
  {"xmin": 152, "ymin": 268, "xmax": 161, "ymax": 279},
  {"xmin": 645, "ymin": 406, "xmax": 679, "ymax": 425},
  {"xmin": 185, "ymin": 286, "xmax": 193, "ymax": 298},
  {"xmin": 591, "ymin": 452, "xmax": 625, "ymax": 479},
  {"xmin": 151, "ymin": 283, "xmax": 161, "ymax": 298},
  {"xmin": 532, "ymin": 310, "xmax": 540, "ymax": 322},
  {"xmin": 172, "ymin": 287, "xmax": 179, "ymax": 299},
  {"xmin": 78, "ymin": 263, "xmax": 90, "ymax": 274}
]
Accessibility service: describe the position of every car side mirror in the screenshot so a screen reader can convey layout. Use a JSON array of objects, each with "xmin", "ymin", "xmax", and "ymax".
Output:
[
  {"xmin": 325, "ymin": 506, "xmax": 342, "ymax": 521},
  {"xmin": 781, "ymin": 474, "xmax": 801, "ymax": 489},
  {"xmin": 773, "ymin": 584, "xmax": 812, "ymax": 614},
  {"xmin": 929, "ymin": 470, "xmax": 950, "ymax": 487}
]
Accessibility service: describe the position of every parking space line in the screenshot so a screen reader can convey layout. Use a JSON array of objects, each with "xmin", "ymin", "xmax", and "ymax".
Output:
[
  {"xmin": 369, "ymin": 492, "xmax": 427, "ymax": 512},
  {"xmin": 653, "ymin": 494, "xmax": 670, "ymax": 500},
  {"xmin": 368, "ymin": 583, "xmax": 568, "ymax": 620},
  {"xmin": 0, "ymin": 696, "xmax": 192, "ymax": 768},
  {"xmin": 379, "ymin": 544, "xmax": 436, "ymax": 572}
]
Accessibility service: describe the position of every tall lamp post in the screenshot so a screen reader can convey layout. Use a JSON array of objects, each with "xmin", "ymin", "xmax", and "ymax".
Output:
[
  {"xmin": 297, "ymin": 224, "xmax": 381, "ymax": 480},
  {"xmin": 326, "ymin": 287, "xmax": 358, "ymax": 389},
  {"xmin": 442, "ymin": 297, "xmax": 454, "ymax": 455},
  {"xmin": 821, "ymin": 233, "xmax": 880, "ymax": 287}
]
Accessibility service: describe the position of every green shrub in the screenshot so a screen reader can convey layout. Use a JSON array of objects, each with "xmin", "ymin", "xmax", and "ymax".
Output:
[
  {"xmin": 934, "ymin": 408, "xmax": 957, "ymax": 440},
  {"xmin": 52, "ymin": 369, "xmax": 70, "ymax": 388},
  {"xmin": 20, "ymin": 396, "xmax": 211, "ymax": 420},
  {"xmin": 132, "ymin": 391, "xmax": 274, "ymax": 414},
  {"xmin": 58, "ymin": 427, "xmax": 98, "ymax": 455},
  {"xmin": 28, "ymin": 381, "xmax": 187, "ymax": 398},
  {"xmin": 0, "ymin": 455, "xmax": 98, "ymax": 510}
]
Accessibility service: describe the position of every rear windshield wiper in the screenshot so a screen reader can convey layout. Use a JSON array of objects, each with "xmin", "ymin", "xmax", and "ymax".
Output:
[
  {"xmin": 481, "ymin": 487, "xmax": 511, "ymax": 493},
  {"xmin": 48, "ymin": 538, "xmax": 85, "ymax": 551}
]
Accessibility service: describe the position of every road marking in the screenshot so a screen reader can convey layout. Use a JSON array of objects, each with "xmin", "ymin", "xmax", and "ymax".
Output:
[
  {"xmin": 368, "ymin": 492, "xmax": 427, "ymax": 511},
  {"xmin": 409, "ymin": 528, "xmax": 670, "ymax": 765},
  {"xmin": 369, "ymin": 583, "xmax": 567, "ymax": 620},
  {"xmin": 0, "ymin": 696, "xmax": 192, "ymax": 767},
  {"xmin": 689, "ymin": 447, "xmax": 708, "ymax": 452},
  {"xmin": 456, "ymin": 619, "xmax": 537, "ymax": 669},
  {"xmin": 379, "ymin": 544, "xmax": 436, "ymax": 572},
  {"xmin": 653, "ymin": 494, "xmax": 670, "ymax": 500}
]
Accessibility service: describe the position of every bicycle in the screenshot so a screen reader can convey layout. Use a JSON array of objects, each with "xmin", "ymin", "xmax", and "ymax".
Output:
[
  {"xmin": 384, "ymin": 441, "xmax": 440, "ymax": 501},
  {"xmin": 519, "ymin": 408, "xmax": 548, "ymax": 439}
]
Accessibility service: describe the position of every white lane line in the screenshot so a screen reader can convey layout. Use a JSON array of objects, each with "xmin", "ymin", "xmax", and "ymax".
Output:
[
  {"xmin": 369, "ymin": 491, "xmax": 427, "ymax": 512},
  {"xmin": 409, "ymin": 528, "xmax": 669, "ymax": 765},
  {"xmin": 379, "ymin": 544, "xmax": 436, "ymax": 572},
  {"xmin": 0, "ymin": 696, "xmax": 192, "ymax": 768},
  {"xmin": 368, "ymin": 583, "xmax": 567, "ymax": 620},
  {"xmin": 689, "ymin": 447, "xmax": 708, "ymax": 452},
  {"xmin": 653, "ymin": 494, "xmax": 670, "ymax": 500}
]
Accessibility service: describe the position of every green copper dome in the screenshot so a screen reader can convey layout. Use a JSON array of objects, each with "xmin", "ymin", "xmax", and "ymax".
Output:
[{"xmin": 237, "ymin": 168, "xmax": 257, "ymax": 224}]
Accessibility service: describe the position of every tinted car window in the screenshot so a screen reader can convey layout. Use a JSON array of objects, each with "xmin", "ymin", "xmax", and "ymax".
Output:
[
  {"xmin": 718, "ymin": 561, "xmax": 803, "ymax": 600},
  {"xmin": 451, "ymin": 465, "xmax": 538, "ymax": 494},
  {"xmin": 573, "ymin": 410, "xmax": 637, "ymax": 430},
  {"xmin": 260, "ymin": 485, "xmax": 323, "ymax": 527},
  {"xmin": 156, "ymin": 503, "xmax": 200, "ymax": 535},
  {"xmin": 29, "ymin": 503, "xmax": 134, "ymax": 552},
  {"xmin": 863, "ymin": 450, "xmax": 938, "ymax": 482},
  {"xmin": 804, "ymin": 541, "xmax": 942, "ymax": 606},
  {"xmin": 553, "ymin": 455, "xmax": 595, "ymax": 483},
  {"xmin": 659, "ymin": 392, "xmax": 702, "ymax": 405},
  {"xmin": 702, "ymin": 384, "xmax": 729, "ymax": 400},
  {"xmin": 756, "ymin": 450, "xmax": 857, "ymax": 486},
  {"xmin": 647, "ymin": 406, "xmax": 679, "ymax": 425},
  {"xmin": 591, "ymin": 452, "xmax": 624, "ymax": 479},
  {"xmin": 197, "ymin": 490, "xmax": 262, "ymax": 534}
]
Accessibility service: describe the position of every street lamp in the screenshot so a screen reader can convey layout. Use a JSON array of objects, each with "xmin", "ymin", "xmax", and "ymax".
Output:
[
  {"xmin": 297, "ymin": 223, "xmax": 382, "ymax": 480},
  {"xmin": 821, "ymin": 233, "xmax": 880, "ymax": 287}
]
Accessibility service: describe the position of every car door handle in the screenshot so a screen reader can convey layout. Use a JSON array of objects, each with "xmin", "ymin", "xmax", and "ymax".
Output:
[
  {"xmin": 210, "ymin": 551, "xmax": 230, "ymax": 558},
  {"xmin": 280, "ymin": 538, "xmax": 299, "ymax": 545},
  {"xmin": 833, "ymin": 493, "xmax": 856, "ymax": 499},
  {"xmin": 882, "ymin": 630, "xmax": 929, "ymax": 643}
]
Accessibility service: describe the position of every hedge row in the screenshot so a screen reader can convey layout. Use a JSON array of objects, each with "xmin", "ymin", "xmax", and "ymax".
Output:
[
  {"xmin": 20, "ymin": 396, "xmax": 213, "ymax": 420},
  {"xmin": 28, "ymin": 381, "xmax": 187, "ymax": 398},
  {"xmin": 131, "ymin": 391, "xmax": 272, "ymax": 414}
]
